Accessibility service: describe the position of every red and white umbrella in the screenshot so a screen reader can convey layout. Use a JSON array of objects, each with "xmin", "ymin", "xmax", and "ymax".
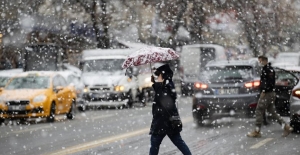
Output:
[{"xmin": 122, "ymin": 46, "xmax": 179, "ymax": 69}]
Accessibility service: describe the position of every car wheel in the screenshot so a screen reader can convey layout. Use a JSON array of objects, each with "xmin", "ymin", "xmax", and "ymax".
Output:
[
  {"xmin": 140, "ymin": 89, "xmax": 149, "ymax": 106},
  {"xmin": 67, "ymin": 99, "xmax": 76, "ymax": 120},
  {"xmin": 193, "ymin": 113, "xmax": 204, "ymax": 126},
  {"xmin": 194, "ymin": 117, "xmax": 204, "ymax": 126},
  {"xmin": 246, "ymin": 108, "xmax": 255, "ymax": 118},
  {"xmin": 181, "ymin": 89, "xmax": 186, "ymax": 96},
  {"xmin": 77, "ymin": 101, "xmax": 86, "ymax": 112},
  {"xmin": 78, "ymin": 105, "xmax": 85, "ymax": 112},
  {"xmin": 0, "ymin": 118, "xmax": 4, "ymax": 124},
  {"xmin": 290, "ymin": 122, "xmax": 300, "ymax": 133},
  {"xmin": 127, "ymin": 91, "xmax": 134, "ymax": 108},
  {"xmin": 290, "ymin": 116, "xmax": 300, "ymax": 133},
  {"xmin": 47, "ymin": 102, "xmax": 56, "ymax": 122}
]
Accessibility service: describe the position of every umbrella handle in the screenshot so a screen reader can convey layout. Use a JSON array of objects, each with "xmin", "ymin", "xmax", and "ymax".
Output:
[{"xmin": 150, "ymin": 63, "xmax": 153, "ymax": 74}]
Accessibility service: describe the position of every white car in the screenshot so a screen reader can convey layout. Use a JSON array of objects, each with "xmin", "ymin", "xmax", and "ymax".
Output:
[
  {"xmin": 289, "ymin": 80, "xmax": 300, "ymax": 133},
  {"xmin": 273, "ymin": 52, "xmax": 300, "ymax": 67}
]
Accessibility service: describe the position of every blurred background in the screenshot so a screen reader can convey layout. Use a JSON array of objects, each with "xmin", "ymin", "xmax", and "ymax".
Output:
[{"xmin": 1, "ymin": 0, "xmax": 300, "ymax": 69}]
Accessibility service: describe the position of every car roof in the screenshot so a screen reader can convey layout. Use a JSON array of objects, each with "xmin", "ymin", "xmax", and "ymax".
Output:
[
  {"xmin": 205, "ymin": 60, "xmax": 258, "ymax": 67},
  {"xmin": 276, "ymin": 66, "xmax": 300, "ymax": 72}
]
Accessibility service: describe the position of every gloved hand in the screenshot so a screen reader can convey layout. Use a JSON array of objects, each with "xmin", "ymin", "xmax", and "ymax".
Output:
[{"xmin": 151, "ymin": 75, "xmax": 155, "ymax": 83}]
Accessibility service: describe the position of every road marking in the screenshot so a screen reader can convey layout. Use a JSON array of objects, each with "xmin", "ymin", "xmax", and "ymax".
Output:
[
  {"xmin": 47, "ymin": 116, "xmax": 193, "ymax": 155},
  {"xmin": 250, "ymin": 138, "xmax": 273, "ymax": 149}
]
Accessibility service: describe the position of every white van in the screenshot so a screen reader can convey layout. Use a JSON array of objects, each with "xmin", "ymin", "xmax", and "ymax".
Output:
[
  {"xmin": 272, "ymin": 52, "xmax": 300, "ymax": 68},
  {"xmin": 179, "ymin": 44, "xmax": 227, "ymax": 95},
  {"xmin": 78, "ymin": 43, "xmax": 153, "ymax": 110}
]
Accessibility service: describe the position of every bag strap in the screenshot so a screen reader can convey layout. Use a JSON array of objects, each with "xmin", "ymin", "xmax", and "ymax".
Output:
[
  {"xmin": 159, "ymin": 96, "xmax": 179, "ymax": 118},
  {"xmin": 154, "ymin": 81, "xmax": 178, "ymax": 117}
]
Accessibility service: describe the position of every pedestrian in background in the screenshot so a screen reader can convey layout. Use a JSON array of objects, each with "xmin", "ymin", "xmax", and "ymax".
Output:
[
  {"xmin": 149, "ymin": 64, "xmax": 191, "ymax": 155},
  {"xmin": 247, "ymin": 55, "xmax": 293, "ymax": 138}
]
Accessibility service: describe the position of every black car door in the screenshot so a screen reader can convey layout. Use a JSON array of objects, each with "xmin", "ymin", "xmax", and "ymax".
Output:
[{"xmin": 274, "ymin": 68, "xmax": 299, "ymax": 115}]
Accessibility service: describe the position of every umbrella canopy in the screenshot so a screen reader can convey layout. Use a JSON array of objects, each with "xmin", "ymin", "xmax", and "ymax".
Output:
[{"xmin": 122, "ymin": 46, "xmax": 179, "ymax": 69}]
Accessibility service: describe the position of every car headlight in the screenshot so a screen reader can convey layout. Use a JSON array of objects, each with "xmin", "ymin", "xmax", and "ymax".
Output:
[
  {"xmin": 114, "ymin": 85, "xmax": 125, "ymax": 91},
  {"xmin": 144, "ymin": 77, "xmax": 151, "ymax": 83},
  {"xmin": 83, "ymin": 87, "xmax": 89, "ymax": 93},
  {"xmin": 33, "ymin": 95, "xmax": 46, "ymax": 103}
]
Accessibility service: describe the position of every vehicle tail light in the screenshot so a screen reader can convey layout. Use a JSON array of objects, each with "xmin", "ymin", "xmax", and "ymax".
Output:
[
  {"xmin": 249, "ymin": 102, "xmax": 257, "ymax": 108},
  {"xmin": 197, "ymin": 104, "xmax": 206, "ymax": 109},
  {"xmin": 194, "ymin": 82, "xmax": 208, "ymax": 89},
  {"xmin": 179, "ymin": 66, "xmax": 184, "ymax": 74},
  {"xmin": 292, "ymin": 89, "xmax": 300, "ymax": 99},
  {"xmin": 179, "ymin": 66, "xmax": 184, "ymax": 79},
  {"xmin": 245, "ymin": 80, "xmax": 260, "ymax": 88}
]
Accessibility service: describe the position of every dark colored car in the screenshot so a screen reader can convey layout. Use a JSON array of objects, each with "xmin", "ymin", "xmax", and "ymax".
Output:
[{"xmin": 192, "ymin": 60, "xmax": 298, "ymax": 126}]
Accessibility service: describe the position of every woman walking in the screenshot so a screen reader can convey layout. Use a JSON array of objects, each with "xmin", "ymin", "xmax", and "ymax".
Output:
[{"xmin": 149, "ymin": 64, "xmax": 191, "ymax": 155}]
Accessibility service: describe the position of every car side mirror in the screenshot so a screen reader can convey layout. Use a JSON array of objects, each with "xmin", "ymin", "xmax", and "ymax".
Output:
[
  {"xmin": 54, "ymin": 86, "xmax": 64, "ymax": 93},
  {"xmin": 125, "ymin": 67, "xmax": 133, "ymax": 78}
]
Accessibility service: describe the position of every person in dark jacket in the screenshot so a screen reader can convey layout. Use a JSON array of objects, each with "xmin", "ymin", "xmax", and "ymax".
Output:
[
  {"xmin": 149, "ymin": 64, "xmax": 191, "ymax": 155},
  {"xmin": 247, "ymin": 55, "xmax": 293, "ymax": 138}
]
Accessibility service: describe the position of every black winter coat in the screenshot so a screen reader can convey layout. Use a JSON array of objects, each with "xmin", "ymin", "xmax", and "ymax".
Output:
[
  {"xmin": 149, "ymin": 80, "xmax": 182, "ymax": 135},
  {"xmin": 260, "ymin": 63, "xmax": 275, "ymax": 93}
]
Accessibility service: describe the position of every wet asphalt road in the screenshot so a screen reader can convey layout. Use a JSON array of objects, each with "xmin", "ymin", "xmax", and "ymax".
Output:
[{"xmin": 0, "ymin": 96, "xmax": 299, "ymax": 155}]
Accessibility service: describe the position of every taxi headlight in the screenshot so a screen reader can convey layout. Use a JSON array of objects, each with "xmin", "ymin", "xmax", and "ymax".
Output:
[
  {"xmin": 33, "ymin": 95, "xmax": 46, "ymax": 103},
  {"xmin": 0, "ymin": 96, "xmax": 7, "ymax": 103},
  {"xmin": 114, "ymin": 85, "xmax": 125, "ymax": 91}
]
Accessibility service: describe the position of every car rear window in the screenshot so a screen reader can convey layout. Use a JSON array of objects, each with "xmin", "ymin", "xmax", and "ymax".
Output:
[{"xmin": 201, "ymin": 66, "xmax": 253, "ymax": 82}]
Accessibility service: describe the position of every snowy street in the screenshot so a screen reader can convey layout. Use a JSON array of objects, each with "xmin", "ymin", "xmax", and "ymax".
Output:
[
  {"xmin": 0, "ymin": 97, "xmax": 299, "ymax": 155},
  {"xmin": 1, "ymin": 1, "xmax": 300, "ymax": 155}
]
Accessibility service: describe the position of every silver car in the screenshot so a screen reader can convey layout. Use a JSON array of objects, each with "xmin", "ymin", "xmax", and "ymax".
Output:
[{"xmin": 290, "ymin": 81, "xmax": 300, "ymax": 133}]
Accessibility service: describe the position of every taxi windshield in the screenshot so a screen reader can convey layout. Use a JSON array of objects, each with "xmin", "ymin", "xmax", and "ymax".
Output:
[
  {"xmin": 6, "ymin": 76, "xmax": 50, "ymax": 90},
  {"xmin": 0, "ymin": 77, "xmax": 10, "ymax": 87}
]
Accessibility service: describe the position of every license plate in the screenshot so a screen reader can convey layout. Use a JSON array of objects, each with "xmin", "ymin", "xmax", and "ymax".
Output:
[
  {"xmin": 8, "ymin": 105, "xmax": 26, "ymax": 111},
  {"xmin": 92, "ymin": 93, "xmax": 105, "ymax": 98},
  {"xmin": 217, "ymin": 88, "xmax": 238, "ymax": 95}
]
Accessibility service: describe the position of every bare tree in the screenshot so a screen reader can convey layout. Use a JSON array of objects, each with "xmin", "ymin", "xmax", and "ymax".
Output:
[
  {"xmin": 76, "ymin": 0, "xmax": 110, "ymax": 48},
  {"xmin": 217, "ymin": 0, "xmax": 298, "ymax": 56}
]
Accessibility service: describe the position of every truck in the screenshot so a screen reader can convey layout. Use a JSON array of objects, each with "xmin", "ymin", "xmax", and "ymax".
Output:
[
  {"xmin": 77, "ymin": 43, "xmax": 154, "ymax": 110},
  {"xmin": 23, "ymin": 43, "xmax": 66, "ymax": 72},
  {"xmin": 179, "ymin": 44, "xmax": 227, "ymax": 96}
]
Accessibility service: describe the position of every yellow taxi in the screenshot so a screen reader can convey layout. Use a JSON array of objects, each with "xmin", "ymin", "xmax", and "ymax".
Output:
[{"xmin": 0, "ymin": 71, "xmax": 77, "ymax": 123}]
